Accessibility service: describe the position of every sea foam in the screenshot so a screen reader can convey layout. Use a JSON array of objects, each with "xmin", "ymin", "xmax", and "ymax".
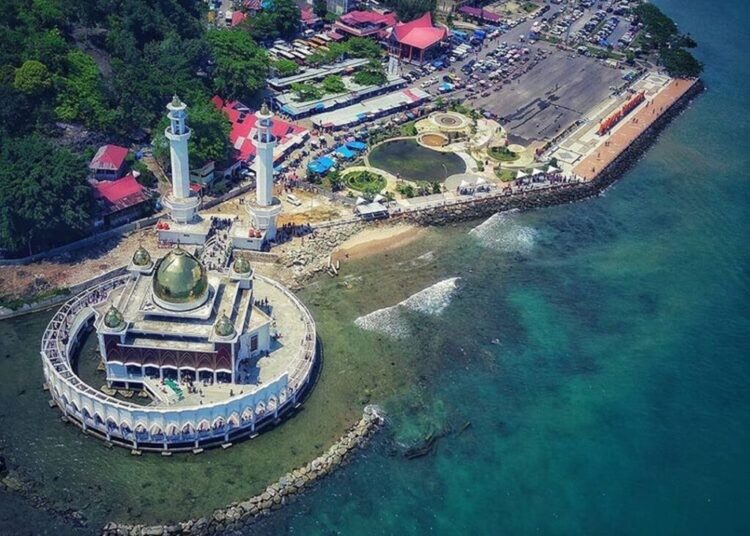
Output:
[
  {"xmin": 469, "ymin": 211, "xmax": 537, "ymax": 253},
  {"xmin": 354, "ymin": 277, "xmax": 460, "ymax": 338}
]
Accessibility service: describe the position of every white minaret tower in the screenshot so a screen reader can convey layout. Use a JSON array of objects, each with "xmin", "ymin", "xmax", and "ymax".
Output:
[
  {"xmin": 246, "ymin": 103, "xmax": 282, "ymax": 241},
  {"xmin": 162, "ymin": 95, "xmax": 199, "ymax": 224}
]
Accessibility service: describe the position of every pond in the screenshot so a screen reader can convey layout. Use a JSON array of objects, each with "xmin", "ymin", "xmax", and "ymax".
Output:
[{"xmin": 368, "ymin": 139, "xmax": 466, "ymax": 182}]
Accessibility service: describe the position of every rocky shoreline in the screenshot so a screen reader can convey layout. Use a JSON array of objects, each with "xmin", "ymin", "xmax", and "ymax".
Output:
[
  {"xmin": 276, "ymin": 222, "xmax": 366, "ymax": 290},
  {"xmin": 101, "ymin": 405, "xmax": 385, "ymax": 536}
]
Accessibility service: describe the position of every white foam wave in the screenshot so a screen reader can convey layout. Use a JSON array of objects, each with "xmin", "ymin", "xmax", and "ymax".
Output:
[
  {"xmin": 469, "ymin": 212, "xmax": 537, "ymax": 253},
  {"xmin": 354, "ymin": 277, "xmax": 460, "ymax": 338}
]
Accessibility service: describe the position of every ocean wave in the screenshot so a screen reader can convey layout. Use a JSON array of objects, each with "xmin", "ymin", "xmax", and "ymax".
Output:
[
  {"xmin": 468, "ymin": 211, "xmax": 537, "ymax": 253},
  {"xmin": 354, "ymin": 277, "xmax": 460, "ymax": 338}
]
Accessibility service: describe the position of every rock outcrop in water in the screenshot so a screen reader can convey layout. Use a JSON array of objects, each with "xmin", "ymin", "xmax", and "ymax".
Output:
[{"xmin": 102, "ymin": 406, "xmax": 385, "ymax": 536}]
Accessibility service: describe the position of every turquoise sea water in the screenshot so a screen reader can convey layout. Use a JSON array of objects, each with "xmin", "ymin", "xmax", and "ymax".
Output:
[
  {"xmin": 256, "ymin": 1, "xmax": 750, "ymax": 533},
  {"xmin": 1, "ymin": 0, "xmax": 749, "ymax": 533}
]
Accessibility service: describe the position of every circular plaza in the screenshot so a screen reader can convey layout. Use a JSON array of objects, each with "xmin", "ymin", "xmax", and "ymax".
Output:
[{"xmin": 41, "ymin": 246, "xmax": 317, "ymax": 453}]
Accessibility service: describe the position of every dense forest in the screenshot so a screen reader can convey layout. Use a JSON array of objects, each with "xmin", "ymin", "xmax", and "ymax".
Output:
[{"xmin": 0, "ymin": 0, "xmax": 275, "ymax": 254}]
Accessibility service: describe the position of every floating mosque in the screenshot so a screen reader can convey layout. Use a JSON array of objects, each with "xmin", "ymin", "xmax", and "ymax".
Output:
[{"xmin": 40, "ymin": 100, "xmax": 316, "ymax": 453}]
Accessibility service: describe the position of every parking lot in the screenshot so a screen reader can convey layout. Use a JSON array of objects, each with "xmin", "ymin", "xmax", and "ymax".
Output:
[{"xmin": 471, "ymin": 51, "xmax": 624, "ymax": 142}]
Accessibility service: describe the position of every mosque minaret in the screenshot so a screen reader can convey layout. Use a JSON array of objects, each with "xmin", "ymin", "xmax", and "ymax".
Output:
[
  {"xmin": 246, "ymin": 103, "xmax": 282, "ymax": 241},
  {"xmin": 162, "ymin": 95, "xmax": 199, "ymax": 224}
]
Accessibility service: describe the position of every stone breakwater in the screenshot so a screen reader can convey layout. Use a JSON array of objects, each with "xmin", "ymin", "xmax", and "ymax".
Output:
[{"xmin": 102, "ymin": 405, "xmax": 385, "ymax": 536}]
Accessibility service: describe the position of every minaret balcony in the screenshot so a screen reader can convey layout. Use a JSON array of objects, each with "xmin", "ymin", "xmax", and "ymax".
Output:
[{"xmin": 165, "ymin": 126, "xmax": 191, "ymax": 142}]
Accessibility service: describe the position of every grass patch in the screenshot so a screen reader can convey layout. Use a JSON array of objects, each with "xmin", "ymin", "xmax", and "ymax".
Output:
[
  {"xmin": 586, "ymin": 46, "xmax": 625, "ymax": 61},
  {"xmin": 495, "ymin": 168, "xmax": 516, "ymax": 182},
  {"xmin": 345, "ymin": 170, "xmax": 387, "ymax": 195},
  {"xmin": 522, "ymin": 2, "xmax": 538, "ymax": 14},
  {"xmin": 400, "ymin": 121, "xmax": 417, "ymax": 137},
  {"xmin": 488, "ymin": 146, "xmax": 520, "ymax": 162}
]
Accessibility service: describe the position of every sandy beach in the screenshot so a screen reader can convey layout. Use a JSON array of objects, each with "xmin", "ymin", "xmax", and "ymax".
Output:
[{"xmin": 332, "ymin": 224, "xmax": 426, "ymax": 262}]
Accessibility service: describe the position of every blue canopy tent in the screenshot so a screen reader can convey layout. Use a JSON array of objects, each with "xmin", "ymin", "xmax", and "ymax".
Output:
[
  {"xmin": 308, "ymin": 156, "xmax": 334, "ymax": 174},
  {"xmin": 346, "ymin": 141, "xmax": 367, "ymax": 151},
  {"xmin": 335, "ymin": 145, "xmax": 355, "ymax": 159}
]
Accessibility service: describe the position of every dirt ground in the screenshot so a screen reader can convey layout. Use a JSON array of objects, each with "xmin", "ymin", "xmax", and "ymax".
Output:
[{"xmin": 0, "ymin": 228, "xmax": 160, "ymax": 300}]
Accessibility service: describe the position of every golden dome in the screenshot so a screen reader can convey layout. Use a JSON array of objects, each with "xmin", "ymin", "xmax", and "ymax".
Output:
[
  {"xmin": 233, "ymin": 256, "xmax": 252, "ymax": 274},
  {"xmin": 103, "ymin": 305, "xmax": 125, "ymax": 329},
  {"xmin": 214, "ymin": 313, "xmax": 235, "ymax": 337},
  {"xmin": 152, "ymin": 247, "xmax": 208, "ymax": 307},
  {"xmin": 132, "ymin": 245, "xmax": 152, "ymax": 266}
]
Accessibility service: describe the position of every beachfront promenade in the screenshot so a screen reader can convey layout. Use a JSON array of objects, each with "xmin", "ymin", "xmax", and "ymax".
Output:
[{"xmin": 574, "ymin": 78, "xmax": 699, "ymax": 180}]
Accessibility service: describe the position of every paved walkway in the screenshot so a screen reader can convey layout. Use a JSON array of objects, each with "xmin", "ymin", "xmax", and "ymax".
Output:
[{"xmin": 574, "ymin": 78, "xmax": 698, "ymax": 181}]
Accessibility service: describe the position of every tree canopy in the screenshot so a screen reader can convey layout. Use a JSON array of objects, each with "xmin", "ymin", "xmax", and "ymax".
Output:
[
  {"xmin": 322, "ymin": 75, "xmax": 346, "ymax": 94},
  {"xmin": 313, "ymin": 0, "xmax": 328, "ymax": 18},
  {"xmin": 273, "ymin": 58, "xmax": 300, "ymax": 77},
  {"xmin": 660, "ymin": 48, "xmax": 703, "ymax": 78},
  {"xmin": 206, "ymin": 29, "xmax": 269, "ymax": 102},
  {"xmin": 354, "ymin": 60, "xmax": 387, "ymax": 86},
  {"xmin": 382, "ymin": 0, "xmax": 436, "ymax": 22},
  {"xmin": 632, "ymin": 3, "xmax": 702, "ymax": 78},
  {"xmin": 0, "ymin": 0, "xmax": 215, "ymax": 135},
  {"xmin": 0, "ymin": 135, "xmax": 91, "ymax": 253},
  {"xmin": 246, "ymin": 0, "xmax": 301, "ymax": 41},
  {"xmin": 13, "ymin": 60, "xmax": 52, "ymax": 95}
]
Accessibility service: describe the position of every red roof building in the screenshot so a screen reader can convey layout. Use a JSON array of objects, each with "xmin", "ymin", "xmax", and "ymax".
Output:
[
  {"xmin": 89, "ymin": 144, "xmax": 129, "ymax": 180},
  {"xmin": 91, "ymin": 172, "xmax": 151, "ymax": 226},
  {"xmin": 334, "ymin": 10, "xmax": 397, "ymax": 38},
  {"xmin": 211, "ymin": 96, "xmax": 309, "ymax": 164},
  {"xmin": 230, "ymin": 11, "xmax": 247, "ymax": 27},
  {"xmin": 389, "ymin": 12, "xmax": 449, "ymax": 64},
  {"xmin": 299, "ymin": 5, "xmax": 320, "ymax": 27}
]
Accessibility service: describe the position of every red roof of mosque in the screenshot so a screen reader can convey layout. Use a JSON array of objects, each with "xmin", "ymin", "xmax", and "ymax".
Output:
[
  {"xmin": 211, "ymin": 96, "xmax": 306, "ymax": 162},
  {"xmin": 392, "ymin": 12, "xmax": 447, "ymax": 50}
]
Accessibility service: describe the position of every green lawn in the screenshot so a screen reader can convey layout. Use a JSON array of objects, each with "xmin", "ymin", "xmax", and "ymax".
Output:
[
  {"xmin": 495, "ymin": 168, "xmax": 516, "ymax": 182},
  {"xmin": 488, "ymin": 146, "xmax": 520, "ymax": 162},
  {"xmin": 345, "ymin": 170, "xmax": 387, "ymax": 194},
  {"xmin": 400, "ymin": 121, "xmax": 417, "ymax": 137}
]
